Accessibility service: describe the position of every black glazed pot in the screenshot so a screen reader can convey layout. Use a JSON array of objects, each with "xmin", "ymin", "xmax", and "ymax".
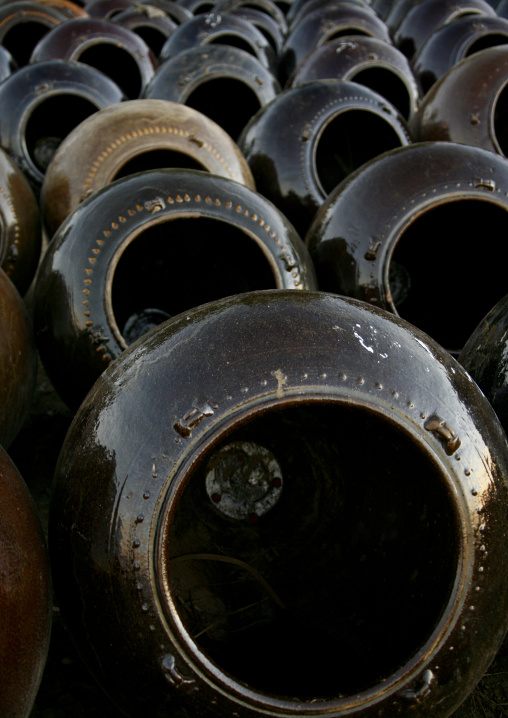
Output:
[
  {"xmin": 0, "ymin": 444, "xmax": 52, "ymax": 718},
  {"xmin": 0, "ymin": 269, "xmax": 37, "ymax": 449},
  {"xmin": 305, "ymin": 141, "xmax": 508, "ymax": 356},
  {"xmin": 144, "ymin": 45, "xmax": 281, "ymax": 142},
  {"xmin": 49, "ymin": 288, "xmax": 508, "ymax": 718},
  {"xmin": 239, "ymin": 79, "xmax": 412, "ymax": 236},
  {"xmin": 111, "ymin": 6, "xmax": 178, "ymax": 57},
  {"xmin": 410, "ymin": 45, "xmax": 508, "ymax": 155},
  {"xmin": 0, "ymin": 1, "xmax": 66, "ymax": 67},
  {"xmin": 41, "ymin": 98, "xmax": 256, "ymax": 236},
  {"xmin": 34, "ymin": 168, "xmax": 317, "ymax": 410},
  {"xmin": 0, "ymin": 59, "xmax": 125, "ymax": 188}
]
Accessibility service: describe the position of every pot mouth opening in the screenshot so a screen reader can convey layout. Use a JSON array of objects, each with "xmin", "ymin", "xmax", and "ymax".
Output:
[
  {"xmin": 351, "ymin": 66, "xmax": 412, "ymax": 120},
  {"xmin": 2, "ymin": 20, "xmax": 55, "ymax": 67},
  {"xmin": 185, "ymin": 77, "xmax": 262, "ymax": 142},
  {"xmin": 386, "ymin": 197, "xmax": 508, "ymax": 356},
  {"xmin": 314, "ymin": 108, "xmax": 406, "ymax": 197},
  {"xmin": 24, "ymin": 93, "xmax": 100, "ymax": 177},
  {"xmin": 107, "ymin": 215, "xmax": 281, "ymax": 348},
  {"xmin": 76, "ymin": 42, "xmax": 143, "ymax": 98},
  {"xmin": 158, "ymin": 398, "xmax": 463, "ymax": 707},
  {"xmin": 493, "ymin": 78, "xmax": 508, "ymax": 156},
  {"xmin": 111, "ymin": 149, "xmax": 207, "ymax": 182},
  {"xmin": 464, "ymin": 32, "xmax": 508, "ymax": 61}
]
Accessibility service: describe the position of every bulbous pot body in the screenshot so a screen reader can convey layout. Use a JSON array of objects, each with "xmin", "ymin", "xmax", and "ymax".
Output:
[
  {"xmin": 144, "ymin": 45, "xmax": 281, "ymax": 142},
  {"xmin": 459, "ymin": 293, "xmax": 508, "ymax": 433},
  {"xmin": 0, "ymin": 445, "xmax": 52, "ymax": 718},
  {"xmin": 410, "ymin": 45, "xmax": 508, "ymax": 156},
  {"xmin": 0, "ymin": 269, "xmax": 37, "ymax": 448},
  {"xmin": 0, "ymin": 59, "xmax": 125, "ymax": 188},
  {"xmin": 49, "ymin": 288, "xmax": 508, "ymax": 718},
  {"xmin": 41, "ymin": 98, "xmax": 256, "ymax": 237},
  {"xmin": 34, "ymin": 168, "xmax": 316, "ymax": 410},
  {"xmin": 412, "ymin": 15, "xmax": 508, "ymax": 93},
  {"xmin": 30, "ymin": 16, "xmax": 158, "ymax": 98},
  {"xmin": 0, "ymin": 148, "xmax": 41, "ymax": 296},
  {"xmin": 393, "ymin": 0, "xmax": 496, "ymax": 59},
  {"xmin": 289, "ymin": 35, "xmax": 422, "ymax": 121},
  {"xmin": 305, "ymin": 141, "xmax": 508, "ymax": 355},
  {"xmin": 238, "ymin": 79, "xmax": 412, "ymax": 236}
]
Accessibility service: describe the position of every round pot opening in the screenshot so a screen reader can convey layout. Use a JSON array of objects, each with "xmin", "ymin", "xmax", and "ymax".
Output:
[
  {"xmin": 25, "ymin": 93, "xmax": 100, "ymax": 174},
  {"xmin": 315, "ymin": 109, "xmax": 405, "ymax": 196},
  {"xmin": 110, "ymin": 216, "xmax": 280, "ymax": 346},
  {"xmin": 112, "ymin": 149, "xmax": 207, "ymax": 182},
  {"xmin": 387, "ymin": 198, "xmax": 508, "ymax": 355},
  {"xmin": 464, "ymin": 32, "xmax": 508, "ymax": 59},
  {"xmin": 186, "ymin": 78, "xmax": 262, "ymax": 142},
  {"xmin": 493, "ymin": 80, "xmax": 508, "ymax": 156},
  {"xmin": 352, "ymin": 66, "xmax": 411, "ymax": 120},
  {"xmin": 77, "ymin": 42, "xmax": 143, "ymax": 98},
  {"xmin": 130, "ymin": 25, "xmax": 168, "ymax": 57},
  {"xmin": 2, "ymin": 21, "xmax": 53, "ymax": 67},
  {"xmin": 161, "ymin": 400, "xmax": 461, "ymax": 702}
]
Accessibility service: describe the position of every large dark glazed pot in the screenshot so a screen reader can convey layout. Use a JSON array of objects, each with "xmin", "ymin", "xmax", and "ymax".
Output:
[
  {"xmin": 0, "ymin": 148, "xmax": 41, "ymax": 296},
  {"xmin": 239, "ymin": 79, "xmax": 412, "ymax": 236},
  {"xmin": 0, "ymin": 444, "xmax": 52, "ymax": 718},
  {"xmin": 144, "ymin": 45, "xmax": 281, "ymax": 142},
  {"xmin": 0, "ymin": 59, "xmax": 125, "ymax": 188},
  {"xmin": 49, "ymin": 289, "xmax": 508, "ymax": 718},
  {"xmin": 305, "ymin": 141, "xmax": 508, "ymax": 356},
  {"xmin": 41, "ymin": 98, "xmax": 256, "ymax": 236},
  {"xmin": 34, "ymin": 168, "xmax": 316, "ymax": 410},
  {"xmin": 0, "ymin": 269, "xmax": 37, "ymax": 449},
  {"xmin": 410, "ymin": 45, "xmax": 508, "ymax": 156}
]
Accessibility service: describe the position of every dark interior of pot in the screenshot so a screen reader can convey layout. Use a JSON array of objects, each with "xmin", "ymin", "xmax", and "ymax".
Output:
[
  {"xmin": 25, "ymin": 94, "xmax": 100, "ymax": 174},
  {"xmin": 184, "ymin": 78, "xmax": 262, "ymax": 141},
  {"xmin": 315, "ymin": 109, "xmax": 405, "ymax": 195},
  {"xmin": 2, "ymin": 22, "xmax": 51, "ymax": 67},
  {"xmin": 77, "ymin": 43, "xmax": 142, "ymax": 98},
  {"xmin": 389, "ymin": 198, "xmax": 508, "ymax": 356},
  {"xmin": 164, "ymin": 402, "xmax": 460, "ymax": 700},
  {"xmin": 112, "ymin": 149, "xmax": 206, "ymax": 181},
  {"xmin": 494, "ymin": 81, "xmax": 508, "ymax": 156},
  {"xmin": 129, "ymin": 25, "xmax": 168, "ymax": 58},
  {"xmin": 351, "ymin": 66, "xmax": 411, "ymax": 120},
  {"xmin": 111, "ymin": 217, "xmax": 278, "ymax": 345},
  {"xmin": 464, "ymin": 33, "xmax": 508, "ymax": 59}
]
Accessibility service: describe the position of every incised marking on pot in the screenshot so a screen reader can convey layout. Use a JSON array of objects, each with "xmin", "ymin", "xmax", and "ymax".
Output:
[
  {"xmin": 272, "ymin": 369, "xmax": 287, "ymax": 398},
  {"xmin": 174, "ymin": 399, "xmax": 217, "ymax": 438},
  {"xmin": 424, "ymin": 414, "xmax": 461, "ymax": 455},
  {"xmin": 474, "ymin": 177, "xmax": 496, "ymax": 191},
  {"xmin": 161, "ymin": 654, "xmax": 195, "ymax": 689},
  {"xmin": 82, "ymin": 125, "xmax": 236, "ymax": 197}
]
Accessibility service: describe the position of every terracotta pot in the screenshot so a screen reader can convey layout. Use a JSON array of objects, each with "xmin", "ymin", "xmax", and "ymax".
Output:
[
  {"xmin": 0, "ymin": 148, "xmax": 41, "ymax": 296},
  {"xmin": 412, "ymin": 15, "xmax": 508, "ymax": 93},
  {"xmin": 144, "ymin": 44, "xmax": 281, "ymax": 141},
  {"xmin": 279, "ymin": 3, "xmax": 392, "ymax": 85},
  {"xmin": 393, "ymin": 0, "xmax": 496, "ymax": 59},
  {"xmin": 49, "ymin": 288, "xmax": 508, "ymax": 717},
  {"xmin": 30, "ymin": 16, "xmax": 158, "ymax": 98},
  {"xmin": 34, "ymin": 168, "xmax": 317, "ymax": 409},
  {"xmin": 239, "ymin": 79, "xmax": 412, "ymax": 236},
  {"xmin": 0, "ymin": 444, "xmax": 52, "ymax": 718},
  {"xmin": 41, "ymin": 99, "xmax": 256, "ymax": 237},
  {"xmin": 305, "ymin": 141, "xmax": 508, "ymax": 356},
  {"xmin": 0, "ymin": 269, "xmax": 37, "ymax": 449},
  {"xmin": 410, "ymin": 45, "xmax": 508, "ymax": 155},
  {"xmin": 289, "ymin": 35, "xmax": 422, "ymax": 121},
  {"xmin": 0, "ymin": 59, "xmax": 124, "ymax": 188}
]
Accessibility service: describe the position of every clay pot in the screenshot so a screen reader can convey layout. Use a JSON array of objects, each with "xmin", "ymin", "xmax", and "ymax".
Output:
[
  {"xmin": 305, "ymin": 141, "xmax": 508, "ymax": 356},
  {"xmin": 0, "ymin": 1, "xmax": 66, "ymax": 66},
  {"xmin": 239, "ymin": 79, "xmax": 412, "ymax": 236},
  {"xmin": 412, "ymin": 15, "xmax": 508, "ymax": 93},
  {"xmin": 410, "ymin": 45, "xmax": 508, "ymax": 155},
  {"xmin": 289, "ymin": 35, "xmax": 422, "ymax": 121},
  {"xmin": 0, "ymin": 148, "xmax": 41, "ymax": 296},
  {"xmin": 0, "ymin": 444, "xmax": 52, "ymax": 718},
  {"xmin": 0, "ymin": 59, "xmax": 125, "ymax": 188},
  {"xmin": 34, "ymin": 168, "xmax": 317, "ymax": 409},
  {"xmin": 30, "ymin": 17, "xmax": 158, "ymax": 98},
  {"xmin": 144, "ymin": 45, "xmax": 281, "ymax": 141},
  {"xmin": 49, "ymin": 288, "xmax": 508, "ymax": 717},
  {"xmin": 41, "ymin": 99, "xmax": 256, "ymax": 237},
  {"xmin": 393, "ymin": 0, "xmax": 496, "ymax": 59},
  {"xmin": 279, "ymin": 3, "xmax": 392, "ymax": 85},
  {"xmin": 0, "ymin": 269, "xmax": 37, "ymax": 449}
]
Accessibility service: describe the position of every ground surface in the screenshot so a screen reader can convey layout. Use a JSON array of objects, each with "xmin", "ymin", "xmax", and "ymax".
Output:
[{"xmin": 7, "ymin": 357, "xmax": 508, "ymax": 718}]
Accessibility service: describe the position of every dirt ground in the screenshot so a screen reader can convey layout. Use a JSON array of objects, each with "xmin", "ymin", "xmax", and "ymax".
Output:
[{"xmin": 7, "ymin": 357, "xmax": 508, "ymax": 718}]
